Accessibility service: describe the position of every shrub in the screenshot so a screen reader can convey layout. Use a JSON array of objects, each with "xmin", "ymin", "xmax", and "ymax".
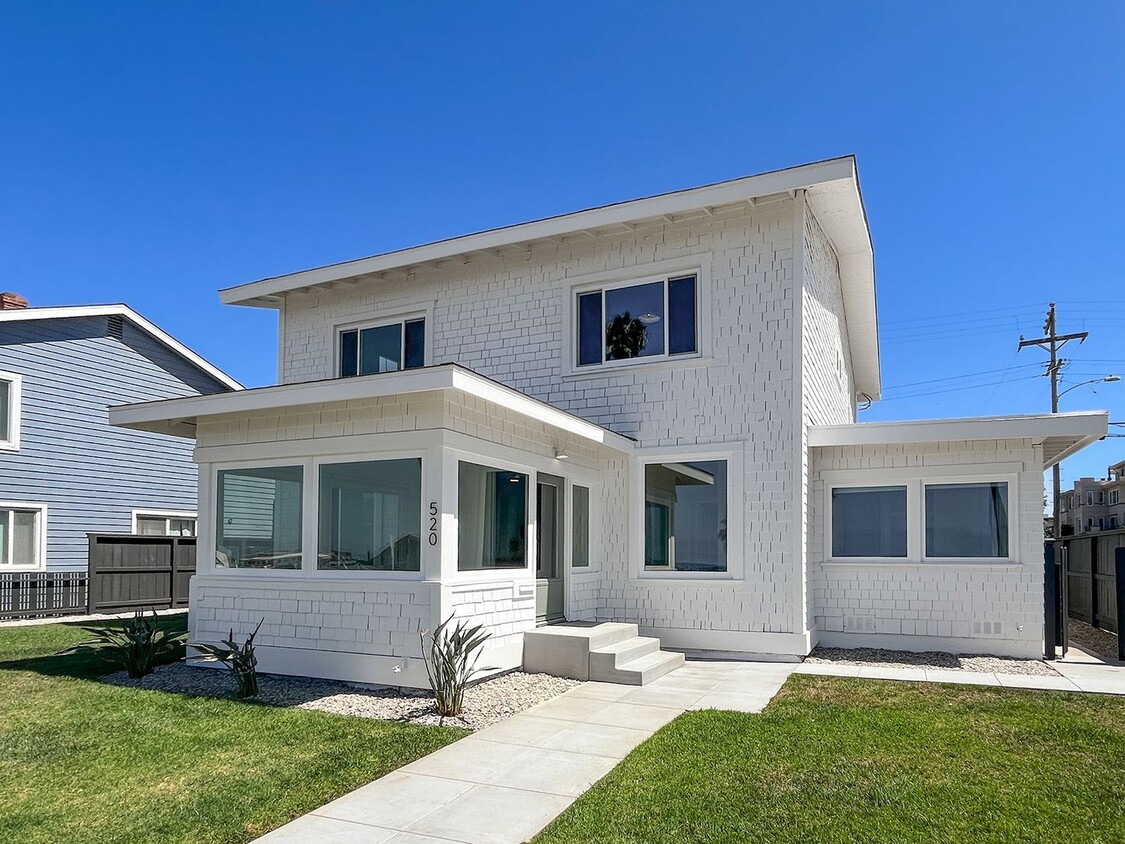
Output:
[
  {"xmin": 190, "ymin": 620, "xmax": 263, "ymax": 699},
  {"xmin": 420, "ymin": 615, "xmax": 490, "ymax": 717},
  {"xmin": 61, "ymin": 610, "xmax": 186, "ymax": 678}
]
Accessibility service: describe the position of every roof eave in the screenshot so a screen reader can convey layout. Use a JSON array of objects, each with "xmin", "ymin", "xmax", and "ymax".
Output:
[{"xmin": 219, "ymin": 156, "xmax": 862, "ymax": 307}]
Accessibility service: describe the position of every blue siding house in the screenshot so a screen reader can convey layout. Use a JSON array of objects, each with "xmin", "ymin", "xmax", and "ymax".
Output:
[{"xmin": 0, "ymin": 295, "xmax": 241, "ymax": 571}]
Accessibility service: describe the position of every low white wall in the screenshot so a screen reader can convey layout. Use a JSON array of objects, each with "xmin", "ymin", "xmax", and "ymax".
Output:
[
  {"xmin": 190, "ymin": 575, "xmax": 438, "ymax": 687},
  {"xmin": 808, "ymin": 438, "xmax": 1046, "ymax": 659}
]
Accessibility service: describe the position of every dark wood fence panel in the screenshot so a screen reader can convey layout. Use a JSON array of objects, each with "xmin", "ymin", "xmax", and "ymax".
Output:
[
  {"xmin": 87, "ymin": 534, "xmax": 196, "ymax": 614},
  {"xmin": 0, "ymin": 572, "xmax": 88, "ymax": 620},
  {"xmin": 1063, "ymin": 529, "xmax": 1125, "ymax": 634}
]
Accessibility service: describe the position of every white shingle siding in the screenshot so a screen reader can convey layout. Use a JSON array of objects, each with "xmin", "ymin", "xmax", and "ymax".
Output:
[
  {"xmin": 279, "ymin": 201, "xmax": 804, "ymax": 639},
  {"xmin": 808, "ymin": 439, "xmax": 1045, "ymax": 658}
]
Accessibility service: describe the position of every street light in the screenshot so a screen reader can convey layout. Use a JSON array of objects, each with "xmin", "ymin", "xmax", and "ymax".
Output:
[
  {"xmin": 1057, "ymin": 375, "xmax": 1121, "ymax": 401},
  {"xmin": 1054, "ymin": 375, "xmax": 1120, "ymax": 540}
]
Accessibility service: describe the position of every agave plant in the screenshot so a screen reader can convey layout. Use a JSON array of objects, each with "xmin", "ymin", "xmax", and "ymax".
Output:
[
  {"xmin": 60, "ymin": 610, "xmax": 185, "ymax": 678},
  {"xmin": 190, "ymin": 620, "xmax": 264, "ymax": 699},
  {"xmin": 420, "ymin": 615, "xmax": 490, "ymax": 717}
]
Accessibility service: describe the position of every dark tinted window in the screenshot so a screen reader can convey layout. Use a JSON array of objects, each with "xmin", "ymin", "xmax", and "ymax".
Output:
[
  {"xmin": 577, "ymin": 292, "xmax": 602, "ymax": 366},
  {"xmin": 404, "ymin": 319, "xmax": 426, "ymax": 369},
  {"xmin": 668, "ymin": 275, "xmax": 697, "ymax": 355},
  {"xmin": 340, "ymin": 330, "xmax": 359, "ymax": 377}
]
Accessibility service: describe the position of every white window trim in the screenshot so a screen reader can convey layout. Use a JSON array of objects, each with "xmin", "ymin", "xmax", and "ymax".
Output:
[
  {"xmin": 0, "ymin": 371, "xmax": 23, "ymax": 452},
  {"xmin": 0, "ymin": 501, "xmax": 47, "ymax": 571},
  {"xmin": 451, "ymin": 455, "xmax": 533, "ymax": 577},
  {"xmin": 562, "ymin": 255, "xmax": 713, "ymax": 379},
  {"xmin": 632, "ymin": 445, "xmax": 744, "ymax": 582},
  {"xmin": 333, "ymin": 309, "xmax": 431, "ymax": 378},
  {"xmin": 567, "ymin": 480, "xmax": 598, "ymax": 575},
  {"xmin": 823, "ymin": 467, "xmax": 1020, "ymax": 566},
  {"xmin": 210, "ymin": 457, "xmax": 310, "ymax": 576},
  {"xmin": 1112, "ymin": 490, "xmax": 1120, "ymax": 505},
  {"xmin": 311, "ymin": 451, "xmax": 427, "ymax": 581},
  {"xmin": 131, "ymin": 509, "xmax": 198, "ymax": 535}
]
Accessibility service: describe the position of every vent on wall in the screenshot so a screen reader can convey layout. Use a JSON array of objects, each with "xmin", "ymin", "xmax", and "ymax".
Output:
[
  {"xmin": 972, "ymin": 621, "xmax": 1003, "ymax": 636},
  {"xmin": 843, "ymin": 616, "xmax": 877, "ymax": 632},
  {"xmin": 107, "ymin": 314, "xmax": 125, "ymax": 341}
]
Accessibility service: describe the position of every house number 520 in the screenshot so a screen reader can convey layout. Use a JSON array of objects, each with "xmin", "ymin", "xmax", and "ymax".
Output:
[{"xmin": 428, "ymin": 502, "xmax": 439, "ymax": 546}]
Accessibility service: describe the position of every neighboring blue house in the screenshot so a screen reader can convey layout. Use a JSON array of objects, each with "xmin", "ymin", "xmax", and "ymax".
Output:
[{"xmin": 0, "ymin": 294, "xmax": 242, "ymax": 572}]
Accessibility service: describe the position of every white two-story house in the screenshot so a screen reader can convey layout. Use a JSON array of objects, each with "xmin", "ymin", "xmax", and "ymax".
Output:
[{"xmin": 112, "ymin": 156, "xmax": 1106, "ymax": 687}]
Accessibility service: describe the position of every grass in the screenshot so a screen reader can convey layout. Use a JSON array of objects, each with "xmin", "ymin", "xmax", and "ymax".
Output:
[
  {"xmin": 535, "ymin": 674, "xmax": 1125, "ymax": 844},
  {"xmin": 0, "ymin": 615, "xmax": 466, "ymax": 844}
]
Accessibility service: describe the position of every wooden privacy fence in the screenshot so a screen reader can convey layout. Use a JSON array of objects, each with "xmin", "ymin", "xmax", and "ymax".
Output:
[
  {"xmin": 1062, "ymin": 528, "xmax": 1125, "ymax": 634},
  {"xmin": 87, "ymin": 534, "xmax": 196, "ymax": 614}
]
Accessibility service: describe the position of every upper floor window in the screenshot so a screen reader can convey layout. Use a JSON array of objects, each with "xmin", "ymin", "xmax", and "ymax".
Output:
[
  {"xmin": 339, "ymin": 317, "xmax": 425, "ymax": 377},
  {"xmin": 1087, "ymin": 491, "xmax": 1094, "ymax": 506},
  {"xmin": 1111, "ymin": 490, "xmax": 1120, "ymax": 506},
  {"xmin": 0, "ymin": 372, "xmax": 21, "ymax": 451},
  {"xmin": 577, "ymin": 274, "xmax": 697, "ymax": 368}
]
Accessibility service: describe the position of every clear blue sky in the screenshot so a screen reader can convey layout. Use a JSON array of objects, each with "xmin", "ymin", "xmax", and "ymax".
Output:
[{"xmin": 3, "ymin": 2, "xmax": 1123, "ymax": 492}]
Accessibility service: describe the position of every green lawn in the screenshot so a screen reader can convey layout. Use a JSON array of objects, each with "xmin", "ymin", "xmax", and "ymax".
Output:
[
  {"xmin": 536, "ymin": 674, "xmax": 1125, "ymax": 844},
  {"xmin": 0, "ymin": 616, "xmax": 466, "ymax": 844}
]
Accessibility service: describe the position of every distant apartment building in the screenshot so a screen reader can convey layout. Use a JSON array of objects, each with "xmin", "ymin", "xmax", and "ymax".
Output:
[{"xmin": 1060, "ymin": 460, "xmax": 1125, "ymax": 533}]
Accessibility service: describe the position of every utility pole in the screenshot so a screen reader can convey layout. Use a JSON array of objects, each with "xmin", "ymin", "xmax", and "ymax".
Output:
[
  {"xmin": 1018, "ymin": 303, "xmax": 1088, "ymax": 539},
  {"xmin": 1019, "ymin": 303, "xmax": 1087, "ymax": 657}
]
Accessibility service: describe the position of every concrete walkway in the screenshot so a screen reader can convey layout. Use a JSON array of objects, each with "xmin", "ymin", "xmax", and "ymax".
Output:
[
  {"xmin": 254, "ymin": 660, "xmax": 796, "ymax": 844},
  {"xmin": 794, "ymin": 655, "xmax": 1125, "ymax": 694}
]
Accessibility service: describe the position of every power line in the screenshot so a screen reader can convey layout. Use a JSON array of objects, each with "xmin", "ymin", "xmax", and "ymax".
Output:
[{"xmin": 881, "ymin": 363, "xmax": 1041, "ymax": 391}]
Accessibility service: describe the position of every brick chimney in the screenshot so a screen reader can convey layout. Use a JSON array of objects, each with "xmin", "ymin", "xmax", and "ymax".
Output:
[{"xmin": 0, "ymin": 292, "xmax": 28, "ymax": 310}]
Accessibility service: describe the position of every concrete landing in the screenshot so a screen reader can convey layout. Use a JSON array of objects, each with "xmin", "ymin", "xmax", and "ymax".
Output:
[{"xmin": 523, "ymin": 622, "xmax": 684, "ymax": 685}]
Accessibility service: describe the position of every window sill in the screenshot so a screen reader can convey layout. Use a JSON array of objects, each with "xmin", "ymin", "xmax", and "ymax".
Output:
[
  {"xmin": 562, "ymin": 355, "xmax": 711, "ymax": 381},
  {"xmin": 633, "ymin": 573, "xmax": 738, "ymax": 586},
  {"xmin": 821, "ymin": 559, "xmax": 1022, "ymax": 568}
]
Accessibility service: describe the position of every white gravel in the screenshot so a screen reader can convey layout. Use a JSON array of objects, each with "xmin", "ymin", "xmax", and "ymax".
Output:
[
  {"xmin": 104, "ymin": 662, "xmax": 579, "ymax": 730},
  {"xmin": 805, "ymin": 646, "xmax": 1059, "ymax": 676}
]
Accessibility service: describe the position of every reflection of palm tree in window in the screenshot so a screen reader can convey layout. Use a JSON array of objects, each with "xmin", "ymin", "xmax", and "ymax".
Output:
[{"xmin": 605, "ymin": 312, "xmax": 647, "ymax": 359}]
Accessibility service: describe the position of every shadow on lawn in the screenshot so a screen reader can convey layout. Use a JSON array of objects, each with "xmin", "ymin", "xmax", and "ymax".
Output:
[{"xmin": 0, "ymin": 615, "xmax": 188, "ymax": 681}]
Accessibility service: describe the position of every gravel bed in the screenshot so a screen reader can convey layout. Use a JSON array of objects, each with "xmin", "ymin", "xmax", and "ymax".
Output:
[
  {"xmin": 104, "ymin": 663, "xmax": 579, "ymax": 730},
  {"xmin": 805, "ymin": 646, "xmax": 1059, "ymax": 676},
  {"xmin": 1067, "ymin": 619, "xmax": 1120, "ymax": 662}
]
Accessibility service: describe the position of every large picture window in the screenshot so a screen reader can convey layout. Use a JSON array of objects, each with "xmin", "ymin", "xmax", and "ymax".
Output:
[
  {"xmin": 831, "ymin": 486, "xmax": 908, "ymax": 558},
  {"xmin": 577, "ymin": 274, "xmax": 697, "ymax": 367},
  {"xmin": 0, "ymin": 505, "xmax": 43, "ymax": 568},
  {"xmin": 318, "ymin": 458, "xmax": 422, "ymax": 572},
  {"xmin": 339, "ymin": 318, "xmax": 425, "ymax": 377},
  {"xmin": 216, "ymin": 466, "xmax": 303, "ymax": 569},
  {"xmin": 644, "ymin": 460, "xmax": 727, "ymax": 572},
  {"xmin": 925, "ymin": 482, "xmax": 1009, "ymax": 558},
  {"xmin": 458, "ymin": 462, "xmax": 527, "ymax": 570}
]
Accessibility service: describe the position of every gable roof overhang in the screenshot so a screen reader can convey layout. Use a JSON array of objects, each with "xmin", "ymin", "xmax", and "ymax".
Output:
[
  {"xmin": 108, "ymin": 362, "xmax": 636, "ymax": 453},
  {"xmin": 808, "ymin": 411, "xmax": 1109, "ymax": 470},
  {"xmin": 0, "ymin": 304, "xmax": 243, "ymax": 391},
  {"xmin": 219, "ymin": 155, "xmax": 880, "ymax": 398}
]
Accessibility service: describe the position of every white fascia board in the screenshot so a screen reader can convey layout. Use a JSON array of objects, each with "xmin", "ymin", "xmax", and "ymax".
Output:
[
  {"xmin": 809, "ymin": 411, "xmax": 1109, "ymax": 453},
  {"xmin": 0, "ymin": 304, "xmax": 243, "ymax": 391},
  {"xmin": 110, "ymin": 364, "xmax": 635, "ymax": 453},
  {"xmin": 220, "ymin": 157, "xmax": 860, "ymax": 306}
]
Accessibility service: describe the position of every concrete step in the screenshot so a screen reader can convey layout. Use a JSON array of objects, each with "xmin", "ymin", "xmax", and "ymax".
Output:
[
  {"xmin": 523, "ymin": 623, "xmax": 639, "ymax": 679},
  {"xmin": 588, "ymin": 636, "xmax": 661, "ymax": 679},
  {"xmin": 605, "ymin": 650, "xmax": 686, "ymax": 686}
]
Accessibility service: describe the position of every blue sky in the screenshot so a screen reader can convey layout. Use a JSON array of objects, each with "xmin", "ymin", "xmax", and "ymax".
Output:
[{"xmin": 2, "ymin": 2, "xmax": 1123, "ymax": 491}]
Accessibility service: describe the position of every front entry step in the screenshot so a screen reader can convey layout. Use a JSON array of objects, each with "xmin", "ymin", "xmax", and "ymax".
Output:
[{"xmin": 523, "ymin": 622, "xmax": 685, "ymax": 685}]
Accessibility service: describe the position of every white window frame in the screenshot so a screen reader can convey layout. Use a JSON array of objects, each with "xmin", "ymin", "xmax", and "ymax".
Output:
[
  {"xmin": 633, "ymin": 446, "xmax": 743, "ymax": 581},
  {"xmin": 0, "ymin": 501, "xmax": 47, "ymax": 571},
  {"xmin": 1111, "ymin": 490, "xmax": 1120, "ymax": 505},
  {"xmin": 563, "ymin": 256, "xmax": 713, "ymax": 379},
  {"xmin": 824, "ymin": 467, "xmax": 1020, "ymax": 565},
  {"xmin": 312, "ymin": 451, "xmax": 427, "ymax": 581},
  {"xmin": 211, "ymin": 457, "xmax": 310, "ymax": 576},
  {"xmin": 334, "ymin": 310, "xmax": 430, "ymax": 378},
  {"xmin": 0, "ymin": 371, "xmax": 22, "ymax": 452},
  {"xmin": 131, "ymin": 509, "xmax": 198, "ymax": 536}
]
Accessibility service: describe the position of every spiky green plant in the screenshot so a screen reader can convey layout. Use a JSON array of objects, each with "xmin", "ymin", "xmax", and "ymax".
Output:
[
  {"xmin": 420, "ymin": 615, "xmax": 491, "ymax": 717},
  {"xmin": 190, "ymin": 620, "xmax": 263, "ymax": 699},
  {"xmin": 60, "ymin": 610, "xmax": 186, "ymax": 678}
]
